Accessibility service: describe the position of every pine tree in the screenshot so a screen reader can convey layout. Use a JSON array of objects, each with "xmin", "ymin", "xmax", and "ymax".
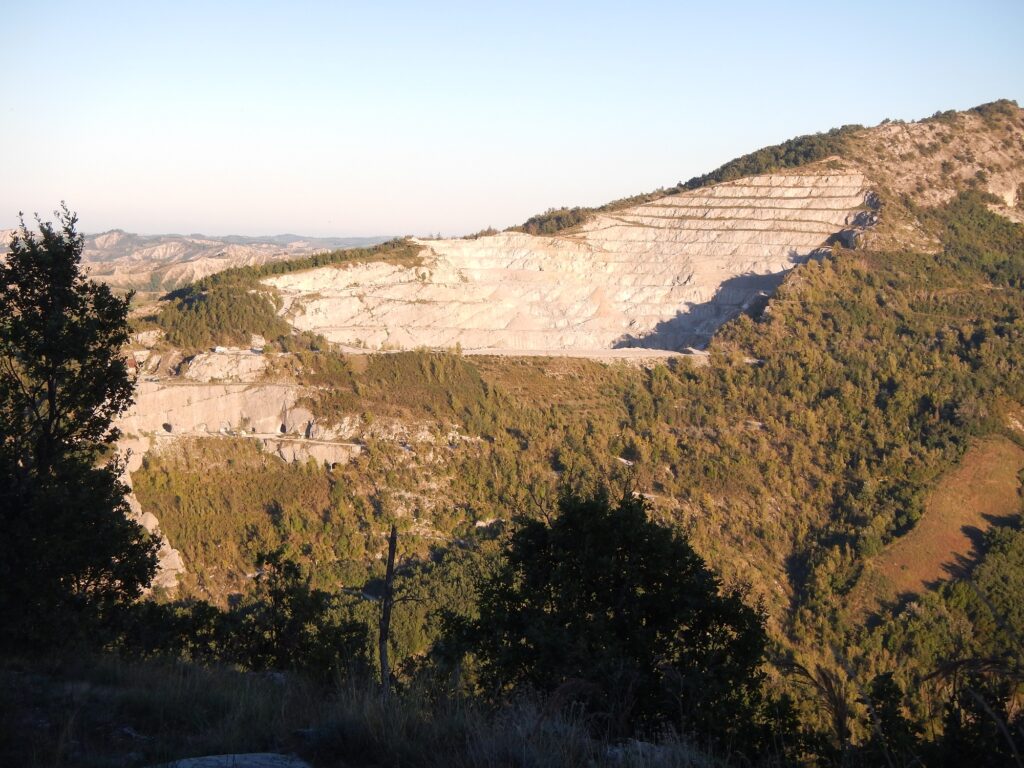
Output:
[{"xmin": 0, "ymin": 205, "xmax": 158, "ymax": 649}]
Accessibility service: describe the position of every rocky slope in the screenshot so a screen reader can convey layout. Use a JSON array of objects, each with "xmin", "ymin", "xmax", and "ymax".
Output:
[
  {"xmin": 258, "ymin": 104, "xmax": 1024, "ymax": 355},
  {"xmin": 848, "ymin": 102, "xmax": 1024, "ymax": 247},
  {"xmin": 269, "ymin": 171, "xmax": 871, "ymax": 352}
]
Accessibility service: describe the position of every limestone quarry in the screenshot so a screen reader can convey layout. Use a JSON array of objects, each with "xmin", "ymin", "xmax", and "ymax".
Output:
[
  {"xmin": 260, "ymin": 106, "xmax": 1024, "ymax": 355},
  {"xmin": 268, "ymin": 171, "xmax": 871, "ymax": 353},
  {"xmin": 113, "ymin": 102, "xmax": 1024, "ymax": 591},
  {"xmin": 247, "ymin": 106, "xmax": 1024, "ymax": 355}
]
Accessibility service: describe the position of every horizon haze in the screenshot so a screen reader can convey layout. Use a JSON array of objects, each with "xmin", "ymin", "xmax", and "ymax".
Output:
[{"xmin": 2, "ymin": 0, "xmax": 1023, "ymax": 237}]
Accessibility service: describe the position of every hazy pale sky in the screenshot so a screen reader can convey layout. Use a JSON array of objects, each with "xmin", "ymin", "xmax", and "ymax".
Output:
[{"xmin": 2, "ymin": 1, "xmax": 1022, "ymax": 237}]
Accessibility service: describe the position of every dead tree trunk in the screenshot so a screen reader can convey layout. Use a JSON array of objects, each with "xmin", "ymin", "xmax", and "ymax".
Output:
[{"xmin": 378, "ymin": 523, "xmax": 398, "ymax": 702}]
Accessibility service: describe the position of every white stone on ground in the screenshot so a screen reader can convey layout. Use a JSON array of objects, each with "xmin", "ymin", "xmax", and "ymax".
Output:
[{"xmin": 147, "ymin": 754, "xmax": 311, "ymax": 768}]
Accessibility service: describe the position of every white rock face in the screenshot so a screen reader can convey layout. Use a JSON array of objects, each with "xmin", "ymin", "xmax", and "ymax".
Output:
[
  {"xmin": 119, "ymin": 381, "xmax": 302, "ymax": 437},
  {"xmin": 267, "ymin": 172, "xmax": 868, "ymax": 351},
  {"xmin": 260, "ymin": 437, "xmax": 362, "ymax": 466},
  {"xmin": 119, "ymin": 380, "xmax": 443, "ymax": 448},
  {"xmin": 181, "ymin": 351, "xmax": 269, "ymax": 383}
]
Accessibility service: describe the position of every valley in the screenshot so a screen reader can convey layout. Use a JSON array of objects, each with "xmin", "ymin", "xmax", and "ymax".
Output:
[{"xmin": 5, "ymin": 99, "xmax": 1024, "ymax": 767}]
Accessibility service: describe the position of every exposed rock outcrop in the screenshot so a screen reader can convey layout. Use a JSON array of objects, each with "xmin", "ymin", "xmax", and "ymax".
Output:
[
  {"xmin": 124, "ymin": 483, "xmax": 186, "ymax": 592},
  {"xmin": 119, "ymin": 382, "xmax": 302, "ymax": 437},
  {"xmin": 267, "ymin": 172, "xmax": 869, "ymax": 352},
  {"xmin": 181, "ymin": 351, "xmax": 269, "ymax": 383},
  {"xmin": 116, "ymin": 442, "xmax": 186, "ymax": 592},
  {"xmin": 851, "ymin": 106, "xmax": 1024, "ymax": 210},
  {"xmin": 259, "ymin": 437, "xmax": 362, "ymax": 466}
]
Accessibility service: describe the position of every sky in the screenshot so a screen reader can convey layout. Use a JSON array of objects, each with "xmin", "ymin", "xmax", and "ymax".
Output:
[{"xmin": 2, "ymin": 1, "xmax": 1022, "ymax": 238}]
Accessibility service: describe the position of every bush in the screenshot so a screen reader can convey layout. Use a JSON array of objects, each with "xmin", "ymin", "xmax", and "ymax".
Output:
[{"xmin": 678, "ymin": 125, "xmax": 863, "ymax": 190}]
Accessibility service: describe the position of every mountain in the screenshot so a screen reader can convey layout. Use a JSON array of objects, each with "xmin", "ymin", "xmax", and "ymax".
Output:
[
  {"xmin": 0, "ymin": 228, "xmax": 392, "ymax": 294},
  {"xmin": 248, "ymin": 101, "xmax": 1023, "ymax": 355},
  {"xmin": 15, "ymin": 100, "xmax": 1022, "ymax": 762},
  {"xmin": 122, "ymin": 100, "xmax": 1024, "ymax": 605}
]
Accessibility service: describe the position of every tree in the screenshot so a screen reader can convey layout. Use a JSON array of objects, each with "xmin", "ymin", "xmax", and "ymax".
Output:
[
  {"xmin": 859, "ymin": 672, "xmax": 923, "ymax": 767},
  {"xmin": 378, "ymin": 522, "xmax": 398, "ymax": 701},
  {"xmin": 467, "ymin": 490, "xmax": 772, "ymax": 747},
  {"xmin": 0, "ymin": 205, "xmax": 158, "ymax": 648},
  {"xmin": 227, "ymin": 549, "xmax": 368, "ymax": 680}
]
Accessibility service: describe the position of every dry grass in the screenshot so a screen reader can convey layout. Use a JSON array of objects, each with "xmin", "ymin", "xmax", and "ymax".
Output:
[
  {"xmin": 849, "ymin": 436, "xmax": 1024, "ymax": 619},
  {"xmin": 472, "ymin": 355, "xmax": 636, "ymax": 420},
  {"xmin": 0, "ymin": 655, "xmax": 723, "ymax": 768},
  {"xmin": 0, "ymin": 655, "xmax": 322, "ymax": 767},
  {"xmin": 307, "ymin": 683, "xmax": 720, "ymax": 768}
]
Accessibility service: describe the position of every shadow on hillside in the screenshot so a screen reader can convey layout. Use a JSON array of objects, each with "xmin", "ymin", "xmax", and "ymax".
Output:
[
  {"xmin": 613, "ymin": 270, "xmax": 788, "ymax": 351},
  {"xmin": 614, "ymin": 247, "xmax": 833, "ymax": 350},
  {"xmin": 880, "ymin": 512, "xmax": 1022, "ymax": 622},
  {"xmin": 935, "ymin": 511, "xmax": 1023, "ymax": 583}
]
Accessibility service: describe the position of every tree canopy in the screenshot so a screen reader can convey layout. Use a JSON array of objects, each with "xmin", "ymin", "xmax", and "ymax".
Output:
[
  {"xmin": 0, "ymin": 206, "xmax": 157, "ymax": 648},
  {"xmin": 467, "ymin": 490, "xmax": 773, "ymax": 745}
]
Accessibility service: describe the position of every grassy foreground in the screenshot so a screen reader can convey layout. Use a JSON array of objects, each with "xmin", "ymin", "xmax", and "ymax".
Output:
[{"xmin": 0, "ymin": 654, "xmax": 723, "ymax": 768}]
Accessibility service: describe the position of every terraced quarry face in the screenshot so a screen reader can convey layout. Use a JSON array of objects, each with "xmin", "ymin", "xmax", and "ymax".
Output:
[{"xmin": 267, "ymin": 171, "xmax": 869, "ymax": 352}]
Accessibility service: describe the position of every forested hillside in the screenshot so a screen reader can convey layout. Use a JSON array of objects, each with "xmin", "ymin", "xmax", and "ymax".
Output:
[
  {"xmin": 125, "ymin": 188, "xmax": 1024, "ymax": 760},
  {"xmin": 6, "ymin": 103, "xmax": 1024, "ymax": 767}
]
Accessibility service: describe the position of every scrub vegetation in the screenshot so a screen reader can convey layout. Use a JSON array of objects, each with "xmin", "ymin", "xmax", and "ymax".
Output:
[
  {"xmin": 5, "ymin": 119, "xmax": 1024, "ymax": 765},
  {"xmin": 120, "ymin": 189, "xmax": 1024, "ymax": 764}
]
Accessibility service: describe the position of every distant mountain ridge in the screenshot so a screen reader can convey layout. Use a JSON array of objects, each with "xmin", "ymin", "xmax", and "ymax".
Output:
[{"xmin": 0, "ymin": 228, "xmax": 392, "ymax": 293}]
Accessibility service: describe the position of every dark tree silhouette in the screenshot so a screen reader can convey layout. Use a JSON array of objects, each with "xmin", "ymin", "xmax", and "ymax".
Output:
[
  {"xmin": 0, "ymin": 205, "xmax": 158, "ymax": 648},
  {"xmin": 226, "ymin": 549, "xmax": 368, "ymax": 680},
  {"xmin": 468, "ymin": 489, "xmax": 772, "ymax": 745}
]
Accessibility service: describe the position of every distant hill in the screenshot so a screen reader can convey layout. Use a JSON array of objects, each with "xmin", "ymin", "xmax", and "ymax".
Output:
[{"xmin": 0, "ymin": 228, "xmax": 392, "ymax": 293}]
